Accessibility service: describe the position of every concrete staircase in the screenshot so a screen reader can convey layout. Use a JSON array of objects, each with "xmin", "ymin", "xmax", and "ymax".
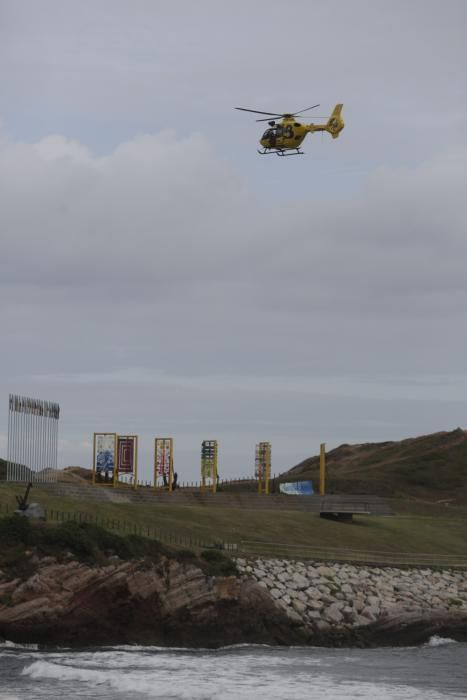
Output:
[{"xmin": 31, "ymin": 482, "xmax": 393, "ymax": 514}]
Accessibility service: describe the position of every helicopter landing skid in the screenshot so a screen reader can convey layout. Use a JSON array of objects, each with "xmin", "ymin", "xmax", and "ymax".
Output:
[{"xmin": 257, "ymin": 148, "xmax": 304, "ymax": 157}]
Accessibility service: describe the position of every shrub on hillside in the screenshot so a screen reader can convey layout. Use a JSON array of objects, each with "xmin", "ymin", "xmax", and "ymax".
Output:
[
  {"xmin": 0, "ymin": 515, "xmax": 33, "ymax": 546},
  {"xmin": 200, "ymin": 549, "xmax": 238, "ymax": 577}
]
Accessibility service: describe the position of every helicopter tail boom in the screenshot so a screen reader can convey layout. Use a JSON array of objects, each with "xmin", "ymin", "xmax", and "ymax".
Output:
[{"xmin": 306, "ymin": 104, "xmax": 344, "ymax": 138}]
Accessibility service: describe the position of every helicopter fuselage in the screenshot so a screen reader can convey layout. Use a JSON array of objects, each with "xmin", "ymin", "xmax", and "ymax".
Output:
[
  {"xmin": 258, "ymin": 105, "xmax": 344, "ymax": 155},
  {"xmin": 260, "ymin": 117, "xmax": 308, "ymax": 153}
]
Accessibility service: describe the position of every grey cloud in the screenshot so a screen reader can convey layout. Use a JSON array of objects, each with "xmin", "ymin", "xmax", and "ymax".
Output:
[{"xmin": 1, "ymin": 0, "xmax": 466, "ymax": 478}]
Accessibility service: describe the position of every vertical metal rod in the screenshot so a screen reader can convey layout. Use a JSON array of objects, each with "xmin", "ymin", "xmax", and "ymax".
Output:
[
  {"xmin": 49, "ymin": 409, "xmax": 52, "ymax": 480},
  {"xmin": 55, "ymin": 407, "xmax": 59, "ymax": 476},
  {"xmin": 45, "ymin": 403, "xmax": 49, "ymax": 481},
  {"xmin": 22, "ymin": 397, "xmax": 27, "ymax": 482},
  {"xmin": 31, "ymin": 400, "xmax": 35, "ymax": 483},
  {"xmin": 42, "ymin": 402, "xmax": 46, "ymax": 482},
  {"xmin": 44, "ymin": 402, "xmax": 48, "ymax": 481},
  {"xmin": 42, "ymin": 401, "xmax": 46, "ymax": 481},
  {"xmin": 15, "ymin": 397, "xmax": 19, "ymax": 481},
  {"xmin": 12, "ymin": 397, "xmax": 17, "ymax": 481},
  {"xmin": 9, "ymin": 397, "xmax": 13, "ymax": 481},
  {"xmin": 20, "ymin": 397, "xmax": 25, "ymax": 481},
  {"xmin": 15, "ymin": 397, "xmax": 20, "ymax": 482},
  {"xmin": 44, "ymin": 404, "xmax": 49, "ymax": 481},
  {"xmin": 35, "ymin": 401, "xmax": 40, "ymax": 483},
  {"xmin": 26, "ymin": 402, "xmax": 30, "ymax": 482},
  {"xmin": 7, "ymin": 395, "xmax": 11, "ymax": 481},
  {"xmin": 47, "ymin": 403, "xmax": 51, "ymax": 481},
  {"xmin": 30, "ymin": 400, "xmax": 35, "ymax": 482},
  {"xmin": 50, "ymin": 408, "xmax": 53, "ymax": 480},
  {"xmin": 38, "ymin": 401, "xmax": 41, "ymax": 481}
]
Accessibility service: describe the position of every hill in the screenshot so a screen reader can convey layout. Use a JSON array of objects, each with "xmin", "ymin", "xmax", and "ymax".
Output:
[{"xmin": 282, "ymin": 428, "xmax": 467, "ymax": 502}]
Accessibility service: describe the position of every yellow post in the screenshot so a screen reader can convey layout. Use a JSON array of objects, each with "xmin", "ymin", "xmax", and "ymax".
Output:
[
  {"xmin": 265, "ymin": 442, "xmax": 271, "ymax": 495},
  {"xmin": 168, "ymin": 438, "xmax": 173, "ymax": 493},
  {"xmin": 319, "ymin": 442, "xmax": 326, "ymax": 496},
  {"xmin": 153, "ymin": 438, "xmax": 157, "ymax": 489},
  {"xmin": 133, "ymin": 435, "xmax": 138, "ymax": 490},
  {"xmin": 112, "ymin": 436, "xmax": 118, "ymax": 488},
  {"xmin": 92, "ymin": 433, "xmax": 97, "ymax": 486},
  {"xmin": 212, "ymin": 441, "xmax": 218, "ymax": 494}
]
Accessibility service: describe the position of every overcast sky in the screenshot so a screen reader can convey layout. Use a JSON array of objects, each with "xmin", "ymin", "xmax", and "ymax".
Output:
[{"xmin": 1, "ymin": 0, "xmax": 466, "ymax": 482}]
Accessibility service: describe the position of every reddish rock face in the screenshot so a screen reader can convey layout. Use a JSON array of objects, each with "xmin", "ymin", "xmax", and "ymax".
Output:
[
  {"xmin": 2, "ymin": 554, "xmax": 467, "ymax": 648},
  {"xmin": 0, "ymin": 556, "xmax": 307, "ymax": 648}
]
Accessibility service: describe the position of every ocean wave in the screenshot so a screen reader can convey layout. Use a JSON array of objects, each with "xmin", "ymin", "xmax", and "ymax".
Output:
[
  {"xmin": 0, "ymin": 640, "xmax": 39, "ymax": 650},
  {"xmin": 427, "ymin": 635, "xmax": 457, "ymax": 647},
  {"xmin": 20, "ymin": 658, "xmax": 463, "ymax": 699}
]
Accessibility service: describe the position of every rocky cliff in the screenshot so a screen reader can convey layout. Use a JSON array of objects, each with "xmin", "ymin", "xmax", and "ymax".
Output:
[
  {"xmin": 1, "ymin": 552, "xmax": 467, "ymax": 648},
  {"xmin": 0, "ymin": 554, "xmax": 305, "ymax": 648}
]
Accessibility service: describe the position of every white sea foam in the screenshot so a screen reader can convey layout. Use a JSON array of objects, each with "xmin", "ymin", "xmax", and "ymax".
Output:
[
  {"xmin": 21, "ymin": 655, "xmax": 464, "ymax": 700},
  {"xmin": 0, "ymin": 640, "xmax": 39, "ymax": 650},
  {"xmin": 427, "ymin": 635, "xmax": 457, "ymax": 647}
]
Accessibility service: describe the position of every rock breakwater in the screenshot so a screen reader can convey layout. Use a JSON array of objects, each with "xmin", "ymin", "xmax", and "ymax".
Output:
[
  {"xmin": 236, "ymin": 558, "xmax": 467, "ymax": 640},
  {"xmin": 1, "ymin": 549, "xmax": 467, "ymax": 648}
]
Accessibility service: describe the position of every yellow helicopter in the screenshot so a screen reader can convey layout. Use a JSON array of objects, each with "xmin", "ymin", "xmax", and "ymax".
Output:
[{"xmin": 235, "ymin": 103, "xmax": 344, "ymax": 156}]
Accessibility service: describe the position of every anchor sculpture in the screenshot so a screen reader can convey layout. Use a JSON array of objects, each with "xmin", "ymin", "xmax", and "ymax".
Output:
[
  {"xmin": 15, "ymin": 481, "xmax": 33, "ymax": 511},
  {"xmin": 14, "ymin": 482, "xmax": 45, "ymax": 519}
]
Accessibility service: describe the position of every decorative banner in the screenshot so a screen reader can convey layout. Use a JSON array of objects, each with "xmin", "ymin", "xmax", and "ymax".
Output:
[
  {"xmin": 280, "ymin": 480, "xmax": 314, "ymax": 496},
  {"xmin": 201, "ymin": 440, "xmax": 218, "ymax": 493},
  {"xmin": 93, "ymin": 433, "xmax": 117, "ymax": 484},
  {"xmin": 154, "ymin": 438, "xmax": 173, "ymax": 489},
  {"xmin": 255, "ymin": 442, "xmax": 271, "ymax": 495},
  {"xmin": 117, "ymin": 435, "xmax": 137, "ymax": 474},
  {"xmin": 201, "ymin": 440, "xmax": 217, "ymax": 479}
]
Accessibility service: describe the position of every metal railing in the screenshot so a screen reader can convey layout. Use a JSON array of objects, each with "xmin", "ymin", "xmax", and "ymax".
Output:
[
  {"xmin": 1, "ymin": 503, "xmax": 465, "ymax": 568},
  {"xmin": 0, "ymin": 503, "xmax": 215, "ymax": 551},
  {"xmin": 238, "ymin": 539, "xmax": 467, "ymax": 568}
]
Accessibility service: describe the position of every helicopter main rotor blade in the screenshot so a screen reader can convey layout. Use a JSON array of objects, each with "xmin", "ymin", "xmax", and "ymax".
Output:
[
  {"xmin": 254, "ymin": 105, "xmax": 321, "ymax": 121},
  {"xmin": 290, "ymin": 104, "xmax": 320, "ymax": 115},
  {"xmin": 235, "ymin": 107, "xmax": 283, "ymax": 117}
]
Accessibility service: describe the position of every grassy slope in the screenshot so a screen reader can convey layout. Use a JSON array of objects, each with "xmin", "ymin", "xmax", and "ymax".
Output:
[
  {"xmin": 283, "ymin": 428, "xmax": 467, "ymax": 501},
  {"xmin": 0, "ymin": 483, "xmax": 466, "ymax": 565},
  {"xmin": 0, "ymin": 516, "xmax": 237, "ymax": 583}
]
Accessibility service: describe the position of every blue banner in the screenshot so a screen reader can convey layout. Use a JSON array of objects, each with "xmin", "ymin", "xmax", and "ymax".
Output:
[{"xmin": 280, "ymin": 480, "xmax": 314, "ymax": 496}]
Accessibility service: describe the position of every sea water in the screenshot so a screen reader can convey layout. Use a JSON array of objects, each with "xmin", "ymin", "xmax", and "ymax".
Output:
[{"xmin": 0, "ymin": 638, "xmax": 466, "ymax": 699}]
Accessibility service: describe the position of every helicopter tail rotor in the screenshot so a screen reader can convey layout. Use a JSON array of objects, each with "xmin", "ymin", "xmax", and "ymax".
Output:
[{"xmin": 325, "ymin": 104, "xmax": 344, "ymax": 138}]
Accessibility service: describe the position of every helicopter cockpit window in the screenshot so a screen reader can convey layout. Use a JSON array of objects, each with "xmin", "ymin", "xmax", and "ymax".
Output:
[{"xmin": 263, "ymin": 126, "xmax": 283, "ymax": 139}]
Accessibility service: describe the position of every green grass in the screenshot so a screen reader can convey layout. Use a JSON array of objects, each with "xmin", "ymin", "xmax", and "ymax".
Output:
[
  {"xmin": 1, "ymin": 483, "xmax": 466, "ymax": 567},
  {"xmin": 0, "ymin": 515, "xmax": 236, "ymax": 580}
]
